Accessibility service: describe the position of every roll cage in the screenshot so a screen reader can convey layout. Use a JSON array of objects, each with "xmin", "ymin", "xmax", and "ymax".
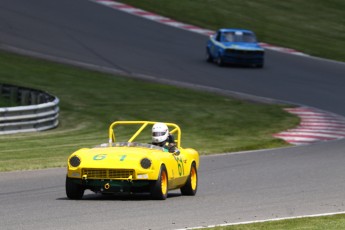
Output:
[{"xmin": 108, "ymin": 121, "xmax": 182, "ymax": 148}]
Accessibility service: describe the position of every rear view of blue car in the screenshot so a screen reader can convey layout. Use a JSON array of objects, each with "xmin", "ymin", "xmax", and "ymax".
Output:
[{"xmin": 206, "ymin": 29, "xmax": 264, "ymax": 68}]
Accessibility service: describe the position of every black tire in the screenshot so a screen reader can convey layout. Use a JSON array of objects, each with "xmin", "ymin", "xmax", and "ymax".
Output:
[
  {"xmin": 181, "ymin": 162, "xmax": 198, "ymax": 196},
  {"xmin": 216, "ymin": 56, "xmax": 224, "ymax": 67},
  {"xmin": 206, "ymin": 49, "xmax": 213, "ymax": 62},
  {"xmin": 150, "ymin": 165, "xmax": 168, "ymax": 200},
  {"xmin": 256, "ymin": 63, "xmax": 264, "ymax": 68},
  {"xmin": 66, "ymin": 176, "xmax": 84, "ymax": 200}
]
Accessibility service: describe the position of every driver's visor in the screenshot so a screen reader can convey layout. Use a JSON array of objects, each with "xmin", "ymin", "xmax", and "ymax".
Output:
[{"xmin": 152, "ymin": 132, "xmax": 167, "ymax": 136}]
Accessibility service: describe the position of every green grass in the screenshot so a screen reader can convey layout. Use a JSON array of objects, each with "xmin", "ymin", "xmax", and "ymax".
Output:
[
  {"xmin": 119, "ymin": 0, "xmax": 345, "ymax": 62},
  {"xmin": 0, "ymin": 1, "xmax": 337, "ymax": 228},
  {"xmin": 203, "ymin": 214, "xmax": 345, "ymax": 230},
  {"xmin": 0, "ymin": 96, "xmax": 14, "ymax": 107},
  {"xmin": 0, "ymin": 2, "xmax": 341, "ymax": 228},
  {"xmin": 0, "ymin": 50, "xmax": 298, "ymax": 171}
]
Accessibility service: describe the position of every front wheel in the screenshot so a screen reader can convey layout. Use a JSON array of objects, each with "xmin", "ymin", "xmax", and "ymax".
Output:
[
  {"xmin": 150, "ymin": 165, "xmax": 168, "ymax": 200},
  {"xmin": 216, "ymin": 56, "xmax": 224, "ymax": 67},
  {"xmin": 206, "ymin": 49, "xmax": 213, "ymax": 62},
  {"xmin": 66, "ymin": 176, "xmax": 84, "ymax": 200},
  {"xmin": 256, "ymin": 63, "xmax": 264, "ymax": 68},
  {"xmin": 181, "ymin": 162, "xmax": 198, "ymax": 196}
]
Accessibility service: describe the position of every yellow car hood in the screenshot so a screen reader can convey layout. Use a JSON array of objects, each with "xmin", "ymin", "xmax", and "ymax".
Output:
[{"xmin": 72, "ymin": 146, "xmax": 162, "ymax": 169}]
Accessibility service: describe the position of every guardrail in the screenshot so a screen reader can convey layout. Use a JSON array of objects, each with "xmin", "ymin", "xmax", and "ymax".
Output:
[{"xmin": 0, "ymin": 84, "xmax": 59, "ymax": 135}]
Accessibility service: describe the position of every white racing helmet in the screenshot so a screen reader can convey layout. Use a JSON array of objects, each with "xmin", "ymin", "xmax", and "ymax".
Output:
[{"xmin": 152, "ymin": 122, "xmax": 169, "ymax": 144}]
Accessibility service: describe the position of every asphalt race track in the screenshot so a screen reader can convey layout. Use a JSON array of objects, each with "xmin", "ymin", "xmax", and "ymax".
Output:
[{"xmin": 1, "ymin": 0, "xmax": 345, "ymax": 229}]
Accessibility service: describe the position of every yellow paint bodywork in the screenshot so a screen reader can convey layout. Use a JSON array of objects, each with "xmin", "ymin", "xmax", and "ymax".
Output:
[{"xmin": 67, "ymin": 121, "xmax": 199, "ymax": 191}]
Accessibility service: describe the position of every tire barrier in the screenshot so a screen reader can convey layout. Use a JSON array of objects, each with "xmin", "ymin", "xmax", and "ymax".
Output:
[{"xmin": 0, "ymin": 84, "xmax": 59, "ymax": 135}]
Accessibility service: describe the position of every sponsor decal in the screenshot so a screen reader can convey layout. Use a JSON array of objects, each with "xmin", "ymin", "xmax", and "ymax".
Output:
[
  {"xmin": 120, "ymin": 155, "xmax": 127, "ymax": 161},
  {"xmin": 93, "ymin": 154, "xmax": 107, "ymax": 160},
  {"xmin": 174, "ymin": 155, "xmax": 184, "ymax": 176}
]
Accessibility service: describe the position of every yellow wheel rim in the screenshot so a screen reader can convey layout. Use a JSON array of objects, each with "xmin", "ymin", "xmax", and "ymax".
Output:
[
  {"xmin": 161, "ymin": 171, "xmax": 168, "ymax": 195},
  {"xmin": 191, "ymin": 167, "xmax": 197, "ymax": 191}
]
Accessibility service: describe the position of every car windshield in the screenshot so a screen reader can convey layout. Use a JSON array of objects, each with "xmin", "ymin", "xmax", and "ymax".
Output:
[
  {"xmin": 94, "ymin": 142, "xmax": 164, "ymax": 151},
  {"xmin": 223, "ymin": 31, "xmax": 257, "ymax": 43}
]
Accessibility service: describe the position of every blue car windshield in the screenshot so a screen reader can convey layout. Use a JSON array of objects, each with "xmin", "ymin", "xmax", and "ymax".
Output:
[{"xmin": 223, "ymin": 32, "xmax": 257, "ymax": 43}]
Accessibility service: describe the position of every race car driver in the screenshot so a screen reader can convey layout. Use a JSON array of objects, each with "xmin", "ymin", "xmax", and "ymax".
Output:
[{"xmin": 151, "ymin": 122, "xmax": 180, "ymax": 154}]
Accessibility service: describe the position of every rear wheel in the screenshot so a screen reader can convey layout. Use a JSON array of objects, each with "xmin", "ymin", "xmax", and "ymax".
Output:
[
  {"xmin": 151, "ymin": 165, "xmax": 168, "ymax": 200},
  {"xmin": 181, "ymin": 162, "xmax": 198, "ymax": 196},
  {"xmin": 66, "ymin": 176, "xmax": 84, "ymax": 200},
  {"xmin": 206, "ymin": 49, "xmax": 213, "ymax": 62}
]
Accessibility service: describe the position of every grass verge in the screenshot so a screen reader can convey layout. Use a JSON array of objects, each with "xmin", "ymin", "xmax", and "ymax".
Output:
[
  {"xmin": 119, "ymin": 0, "xmax": 345, "ymax": 62},
  {"xmin": 0, "ymin": 50, "xmax": 298, "ymax": 171},
  {"xmin": 203, "ymin": 214, "xmax": 345, "ymax": 230}
]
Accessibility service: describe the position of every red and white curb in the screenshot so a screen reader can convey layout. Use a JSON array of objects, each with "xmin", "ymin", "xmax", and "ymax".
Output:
[
  {"xmin": 91, "ymin": 0, "xmax": 308, "ymax": 56},
  {"xmin": 259, "ymin": 43, "xmax": 308, "ymax": 56},
  {"xmin": 274, "ymin": 107, "xmax": 345, "ymax": 145},
  {"xmin": 92, "ymin": 0, "xmax": 214, "ymax": 35},
  {"xmin": 90, "ymin": 1, "xmax": 345, "ymax": 146}
]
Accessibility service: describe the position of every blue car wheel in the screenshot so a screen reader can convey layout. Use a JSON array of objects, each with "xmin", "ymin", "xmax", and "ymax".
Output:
[
  {"xmin": 216, "ymin": 55, "xmax": 224, "ymax": 67},
  {"xmin": 206, "ymin": 49, "xmax": 213, "ymax": 62}
]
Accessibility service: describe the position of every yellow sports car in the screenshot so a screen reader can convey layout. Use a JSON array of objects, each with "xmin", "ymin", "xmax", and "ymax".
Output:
[{"xmin": 66, "ymin": 121, "xmax": 199, "ymax": 200}]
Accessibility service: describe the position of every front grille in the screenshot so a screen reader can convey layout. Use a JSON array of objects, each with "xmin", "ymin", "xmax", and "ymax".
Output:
[
  {"xmin": 82, "ymin": 168, "xmax": 134, "ymax": 179},
  {"xmin": 225, "ymin": 49, "xmax": 264, "ymax": 56}
]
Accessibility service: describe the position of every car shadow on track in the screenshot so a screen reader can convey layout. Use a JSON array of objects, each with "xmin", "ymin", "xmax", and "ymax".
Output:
[{"xmin": 57, "ymin": 191, "xmax": 182, "ymax": 201}]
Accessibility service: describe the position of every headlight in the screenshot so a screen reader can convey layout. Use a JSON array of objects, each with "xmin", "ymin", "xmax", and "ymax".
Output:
[
  {"xmin": 140, "ymin": 158, "xmax": 151, "ymax": 169},
  {"xmin": 69, "ymin": 156, "xmax": 81, "ymax": 167}
]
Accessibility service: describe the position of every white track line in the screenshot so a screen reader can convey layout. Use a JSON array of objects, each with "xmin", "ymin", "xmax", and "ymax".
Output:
[
  {"xmin": 87, "ymin": 0, "xmax": 345, "ymax": 228},
  {"xmin": 175, "ymin": 211, "xmax": 345, "ymax": 229}
]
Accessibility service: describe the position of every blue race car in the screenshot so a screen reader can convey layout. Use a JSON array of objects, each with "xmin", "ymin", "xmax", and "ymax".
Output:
[{"xmin": 206, "ymin": 28, "xmax": 264, "ymax": 68}]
